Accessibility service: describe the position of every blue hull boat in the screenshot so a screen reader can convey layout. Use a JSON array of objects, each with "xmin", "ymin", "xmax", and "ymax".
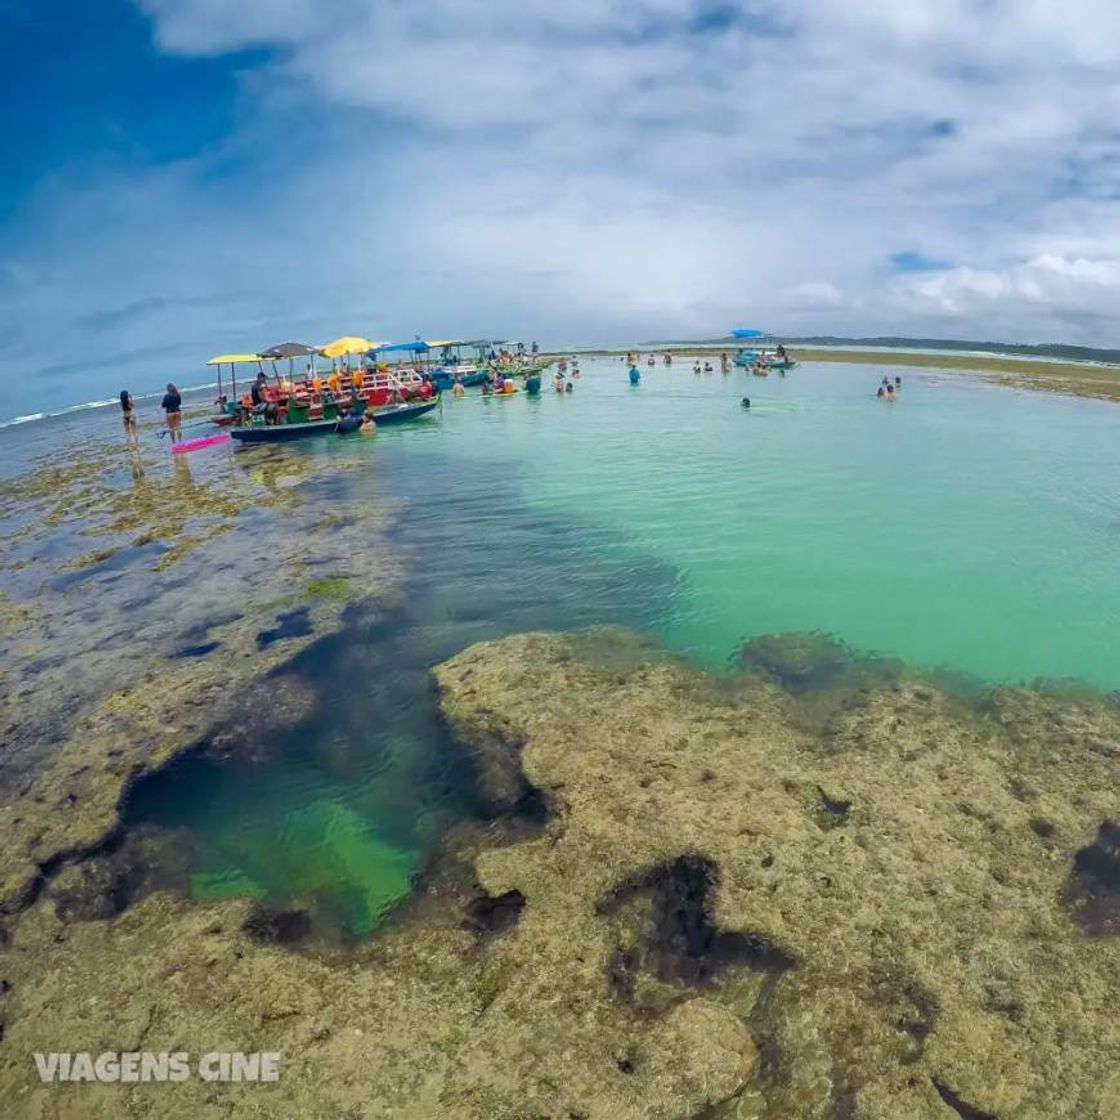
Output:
[
  {"xmin": 431, "ymin": 368, "xmax": 489, "ymax": 391},
  {"xmin": 230, "ymin": 400, "xmax": 439, "ymax": 443}
]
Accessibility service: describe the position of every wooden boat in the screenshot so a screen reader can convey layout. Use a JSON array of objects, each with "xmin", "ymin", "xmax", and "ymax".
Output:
[
  {"xmin": 230, "ymin": 400, "xmax": 439, "ymax": 443},
  {"xmin": 432, "ymin": 367, "xmax": 488, "ymax": 391}
]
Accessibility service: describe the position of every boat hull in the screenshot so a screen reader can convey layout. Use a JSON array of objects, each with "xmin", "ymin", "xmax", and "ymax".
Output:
[
  {"xmin": 229, "ymin": 400, "xmax": 439, "ymax": 443},
  {"xmin": 431, "ymin": 367, "xmax": 489, "ymax": 391}
]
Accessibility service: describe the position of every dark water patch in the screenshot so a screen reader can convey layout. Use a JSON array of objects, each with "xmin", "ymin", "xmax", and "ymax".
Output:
[
  {"xmin": 50, "ymin": 540, "xmax": 167, "ymax": 592},
  {"xmin": 1063, "ymin": 820, "xmax": 1120, "ymax": 935},
  {"xmin": 461, "ymin": 890, "xmax": 526, "ymax": 938},
  {"xmin": 600, "ymin": 856, "xmax": 794, "ymax": 1015},
  {"xmin": 256, "ymin": 606, "xmax": 313, "ymax": 648},
  {"xmin": 173, "ymin": 641, "xmax": 221, "ymax": 659},
  {"xmin": 932, "ymin": 1080, "xmax": 999, "ymax": 1120},
  {"xmin": 242, "ymin": 903, "xmax": 313, "ymax": 945},
  {"xmin": 814, "ymin": 787, "xmax": 853, "ymax": 831}
]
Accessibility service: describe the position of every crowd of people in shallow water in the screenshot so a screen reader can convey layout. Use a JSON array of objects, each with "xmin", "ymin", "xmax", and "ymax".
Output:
[
  {"xmin": 877, "ymin": 375, "xmax": 902, "ymax": 401},
  {"xmin": 553, "ymin": 357, "xmax": 579, "ymax": 392},
  {"xmin": 124, "ymin": 342, "xmax": 913, "ymax": 446}
]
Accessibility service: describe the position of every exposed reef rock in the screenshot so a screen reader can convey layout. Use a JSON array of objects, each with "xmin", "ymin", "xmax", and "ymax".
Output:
[
  {"xmin": 2, "ymin": 627, "xmax": 1120, "ymax": 1118},
  {"xmin": 434, "ymin": 628, "xmax": 1120, "ymax": 1119},
  {"xmin": 0, "ymin": 440, "xmax": 406, "ymax": 913}
]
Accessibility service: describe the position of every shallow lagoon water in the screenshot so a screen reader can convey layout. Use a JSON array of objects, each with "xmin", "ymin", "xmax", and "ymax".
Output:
[{"xmin": 9, "ymin": 358, "xmax": 1120, "ymax": 932}]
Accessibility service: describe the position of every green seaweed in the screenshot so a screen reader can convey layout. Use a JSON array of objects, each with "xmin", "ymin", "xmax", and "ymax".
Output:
[
  {"xmin": 195, "ymin": 799, "xmax": 418, "ymax": 935},
  {"xmin": 305, "ymin": 577, "xmax": 354, "ymax": 602}
]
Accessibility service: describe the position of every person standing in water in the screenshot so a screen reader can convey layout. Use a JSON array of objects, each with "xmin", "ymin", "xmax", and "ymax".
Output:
[
  {"xmin": 120, "ymin": 390, "xmax": 137, "ymax": 443},
  {"xmin": 161, "ymin": 383, "xmax": 183, "ymax": 443}
]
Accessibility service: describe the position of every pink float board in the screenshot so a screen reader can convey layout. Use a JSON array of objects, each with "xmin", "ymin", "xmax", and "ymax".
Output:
[{"xmin": 171, "ymin": 432, "xmax": 232, "ymax": 454}]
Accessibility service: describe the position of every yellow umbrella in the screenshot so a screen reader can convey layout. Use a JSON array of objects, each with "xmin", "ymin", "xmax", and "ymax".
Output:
[
  {"xmin": 320, "ymin": 336, "xmax": 379, "ymax": 358},
  {"xmin": 206, "ymin": 353, "xmax": 263, "ymax": 365},
  {"xmin": 206, "ymin": 353, "xmax": 264, "ymax": 402}
]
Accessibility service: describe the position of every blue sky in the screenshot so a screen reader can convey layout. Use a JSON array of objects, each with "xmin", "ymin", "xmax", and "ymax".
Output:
[{"xmin": 5, "ymin": 0, "xmax": 1120, "ymax": 418}]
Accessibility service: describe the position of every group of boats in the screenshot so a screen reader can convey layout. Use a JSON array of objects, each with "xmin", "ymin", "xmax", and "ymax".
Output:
[{"xmin": 203, "ymin": 337, "xmax": 547, "ymax": 444}]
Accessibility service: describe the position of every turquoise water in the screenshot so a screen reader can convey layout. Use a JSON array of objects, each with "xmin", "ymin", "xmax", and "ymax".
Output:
[
  {"xmin": 110, "ymin": 358, "xmax": 1120, "ymax": 930},
  {"xmin": 427, "ymin": 361, "xmax": 1120, "ymax": 686}
]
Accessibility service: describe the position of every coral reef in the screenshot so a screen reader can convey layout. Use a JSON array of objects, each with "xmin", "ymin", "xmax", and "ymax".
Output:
[
  {"xmin": 0, "ymin": 438, "xmax": 406, "ymax": 913},
  {"xmin": 2, "ymin": 626, "xmax": 1120, "ymax": 1118},
  {"xmin": 434, "ymin": 628, "xmax": 1120, "ymax": 1119}
]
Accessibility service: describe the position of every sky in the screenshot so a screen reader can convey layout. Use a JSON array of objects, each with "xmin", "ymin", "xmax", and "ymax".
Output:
[{"xmin": 5, "ymin": 0, "xmax": 1120, "ymax": 418}]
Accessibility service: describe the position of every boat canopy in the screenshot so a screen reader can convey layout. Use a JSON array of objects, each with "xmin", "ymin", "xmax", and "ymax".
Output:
[
  {"xmin": 374, "ymin": 340, "xmax": 430, "ymax": 354},
  {"xmin": 259, "ymin": 341, "xmax": 318, "ymax": 359},
  {"xmin": 730, "ymin": 329, "xmax": 764, "ymax": 339},
  {"xmin": 425, "ymin": 338, "xmax": 465, "ymax": 348},
  {"xmin": 321, "ymin": 336, "xmax": 382, "ymax": 358},
  {"xmin": 207, "ymin": 353, "xmax": 264, "ymax": 365}
]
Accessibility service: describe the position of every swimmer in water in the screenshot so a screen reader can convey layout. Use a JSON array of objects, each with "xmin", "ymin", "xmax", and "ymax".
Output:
[{"xmin": 741, "ymin": 397, "xmax": 751, "ymax": 409}]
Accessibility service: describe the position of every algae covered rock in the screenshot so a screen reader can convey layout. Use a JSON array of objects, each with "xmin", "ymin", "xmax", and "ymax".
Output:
[
  {"xmin": 434, "ymin": 628, "xmax": 1120, "ymax": 1120},
  {"xmin": 3, "ymin": 624, "xmax": 1120, "ymax": 1119}
]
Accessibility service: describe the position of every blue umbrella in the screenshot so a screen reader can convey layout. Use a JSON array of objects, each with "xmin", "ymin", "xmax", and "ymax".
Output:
[{"xmin": 730, "ymin": 329, "xmax": 764, "ymax": 338}]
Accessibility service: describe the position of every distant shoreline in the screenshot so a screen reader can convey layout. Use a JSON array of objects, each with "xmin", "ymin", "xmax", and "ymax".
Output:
[{"xmin": 553, "ymin": 346, "xmax": 1120, "ymax": 402}]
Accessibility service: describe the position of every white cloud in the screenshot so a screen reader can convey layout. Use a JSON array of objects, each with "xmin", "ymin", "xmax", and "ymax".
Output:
[
  {"xmin": 8, "ymin": 1, "xmax": 1120, "ymax": 415},
  {"xmin": 885, "ymin": 254, "xmax": 1120, "ymax": 327}
]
